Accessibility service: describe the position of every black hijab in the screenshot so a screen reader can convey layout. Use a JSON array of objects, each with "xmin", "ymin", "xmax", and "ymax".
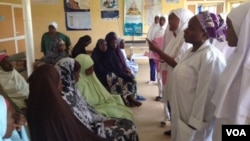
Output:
[
  {"xmin": 91, "ymin": 39, "xmax": 110, "ymax": 88},
  {"xmin": 104, "ymin": 32, "xmax": 133, "ymax": 81},
  {"xmin": 71, "ymin": 35, "xmax": 91, "ymax": 58}
]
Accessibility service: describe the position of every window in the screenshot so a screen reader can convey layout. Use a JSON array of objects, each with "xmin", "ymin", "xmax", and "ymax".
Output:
[{"xmin": 0, "ymin": 3, "xmax": 25, "ymax": 55}]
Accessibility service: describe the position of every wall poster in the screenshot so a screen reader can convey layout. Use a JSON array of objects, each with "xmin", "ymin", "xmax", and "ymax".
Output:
[
  {"xmin": 64, "ymin": 0, "xmax": 91, "ymax": 30},
  {"xmin": 101, "ymin": 0, "xmax": 119, "ymax": 19},
  {"xmin": 166, "ymin": 0, "xmax": 179, "ymax": 4},
  {"xmin": 145, "ymin": 0, "xmax": 162, "ymax": 25},
  {"xmin": 124, "ymin": 0, "xmax": 143, "ymax": 36}
]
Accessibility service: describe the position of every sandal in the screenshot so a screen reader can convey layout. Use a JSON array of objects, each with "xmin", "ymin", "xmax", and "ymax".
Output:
[
  {"xmin": 155, "ymin": 96, "xmax": 162, "ymax": 101},
  {"xmin": 126, "ymin": 95, "xmax": 142, "ymax": 107},
  {"xmin": 160, "ymin": 121, "xmax": 166, "ymax": 127},
  {"xmin": 133, "ymin": 100, "xmax": 142, "ymax": 107},
  {"xmin": 136, "ymin": 94, "xmax": 146, "ymax": 101}
]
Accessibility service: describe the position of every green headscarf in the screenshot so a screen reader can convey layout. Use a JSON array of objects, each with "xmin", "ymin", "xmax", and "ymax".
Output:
[{"xmin": 75, "ymin": 54, "xmax": 134, "ymax": 121}]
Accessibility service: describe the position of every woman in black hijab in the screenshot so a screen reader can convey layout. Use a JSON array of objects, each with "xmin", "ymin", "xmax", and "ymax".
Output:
[
  {"xmin": 26, "ymin": 64, "xmax": 106, "ymax": 141},
  {"xmin": 91, "ymin": 32, "xmax": 142, "ymax": 107},
  {"xmin": 71, "ymin": 35, "xmax": 92, "ymax": 58}
]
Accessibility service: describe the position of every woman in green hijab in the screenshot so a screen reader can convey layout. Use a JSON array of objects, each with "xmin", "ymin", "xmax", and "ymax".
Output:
[{"xmin": 75, "ymin": 54, "xmax": 135, "ymax": 122}]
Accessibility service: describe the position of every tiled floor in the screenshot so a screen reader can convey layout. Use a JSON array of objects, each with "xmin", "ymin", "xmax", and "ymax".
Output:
[{"xmin": 130, "ymin": 60, "xmax": 171, "ymax": 141}]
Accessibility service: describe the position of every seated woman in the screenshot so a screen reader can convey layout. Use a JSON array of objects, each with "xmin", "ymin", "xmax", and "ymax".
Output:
[
  {"xmin": 91, "ymin": 35, "xmax": 142, "ymax": 107},
  {"xmin": 116, "ymin": 38, "xmax": 145, "ymax": 101},
  {"xmin": 55, "ymin": 57, "xmax": 139, "ymax": 141},
  {"xmin": 71, "ymin": 35, "xmax": 92, "ymax": 58},
  {"xmin": 116, "ymin": 38, "xmax": 138, "ymax": 76},
  {"xmin": 0, "ymin": 95, "xmax": 29, "ymax": 141},
  {"xmin": 0, "ymin": 53, "xmax": 29, "ymax": 113},
  {"xmin": 34, "ymin": 38, "xmax": 68, "ymax": 67},
  {"xmin": 75, "ymin": 54, "xmax": 134, "ymax": 121},
  {"xmin": 27, "ymin": 64, "xmax": 105, "ymax": 141}
]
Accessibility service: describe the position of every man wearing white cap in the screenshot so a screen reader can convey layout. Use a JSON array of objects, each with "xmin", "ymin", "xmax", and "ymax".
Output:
[{"xmin": 41, "ymin": 21, "xmax": 71, "ymax": 56}]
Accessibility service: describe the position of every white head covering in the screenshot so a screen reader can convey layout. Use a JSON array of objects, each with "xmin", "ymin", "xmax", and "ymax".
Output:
[
  {"xmin": 162, "ymin": 9, "xmax": 193, "ymax": 51},
  {"xmin": 0, "ymin": 95, "xmax": 7, "ymax": 141},
  {"xmin": 152, "ymin": 14, "xmax": 161, "ymax": 24},
  {"xmin": 154, "ymin": 13, "xmax": 161, "ymax": 19},
  {"xmin": 147, "ymin": 18, "xmax": 160, "ymax": 40},
  {"xmin": 212, "ymin": 2, "xmax": 250, "ymax": 124},
  {"xmin": 49, "ymin": 21, "xmax": 58, "ymax": 30},
  {"xmin": 0, "ymin": 66, "xmax": 29, "ymax": 109},
  {"xmin": 152, "ymin": 14, "xmax": 168, "ymax": 39},
  {"xmin": 171, "ymin": 8, "xmax": 194, "ymax": 34},
  {"xmin": 160, "ymin": 9, "xmax": 193, "ymax": 103},
  {"xmin": 160, "ymin": 14, "xmax": 168, "ymax": 29},
  {"xmin": 228, "ymin": 4, "xmax": 250, "ymax": 36},
  {"xmin": 163, "ymin": 8, "xmax": 193, "ymax": 56},
  {"xmin": 162, "ymin": 25, "xmax": 172, "ymax": 51}
]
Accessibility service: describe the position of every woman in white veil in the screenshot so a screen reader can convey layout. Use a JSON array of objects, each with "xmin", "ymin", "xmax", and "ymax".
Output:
[{"xmin": 212, "ymin": 3, "xmax": 250, "ymax": 141}]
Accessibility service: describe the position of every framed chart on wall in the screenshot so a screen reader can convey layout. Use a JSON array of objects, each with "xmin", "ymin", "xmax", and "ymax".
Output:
[
  {"xmin": 100, "ymin": 0, "xmax": 119, "ymax": 19},
  {"xmin": 124, "ymin": 0, "xmax": 143, "ymax": 36},
  {"xmin": 144, "ymin": 0, "xmax": 162, "ymax": 25},
  {"xmin": 64, "ymin": 0, "xmax": 91, "ymax": 30},
  {"xmin": 166, "ymin": 0, "xmax": 179, "ymax": 3}
]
